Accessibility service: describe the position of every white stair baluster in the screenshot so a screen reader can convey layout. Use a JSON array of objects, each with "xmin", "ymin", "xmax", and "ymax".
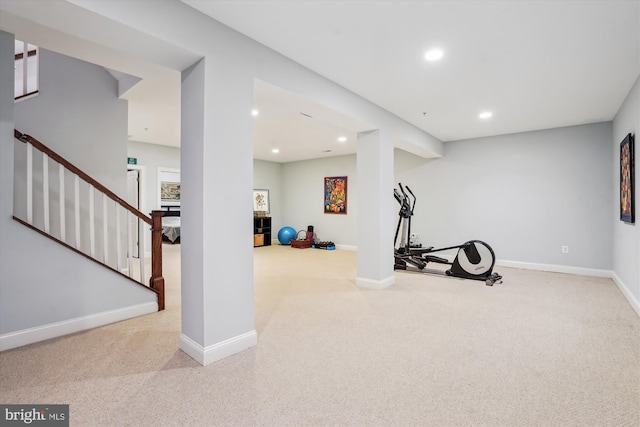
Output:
[
  {"xmin": 21, "ymin": 42, "xmax": 28, "ymax": 95},
  {"xmin": 74, "ymin": 174, "xmax": 80, "ymax": 249},
  {"xmin": 27, "ymin": 143, "xmax": 33, "ymax": 224},
  {"xmin": 139, "ymin": 217, "xmax": 145, "ymax": 284},
  {"xmin": 102, "ymin": 192, "xmax": 108, "ymax": 265},
  {"xmin": 116, "ymin": 205, "xmax": 122, "ymax": 272},
  {"xmin": 59, "ymin": 164, "xmax": 65, "ymax": 241},
  {"xmin": 42, "ymin": 152, "xmax": 49, "ymax": 233},
  {"xmin": 89, "ymin": 185, "xmax": 95, "ymax": 258},
  {"xmin": 127, "ymin": 211, "xmax": 133, "ymax": 278}
]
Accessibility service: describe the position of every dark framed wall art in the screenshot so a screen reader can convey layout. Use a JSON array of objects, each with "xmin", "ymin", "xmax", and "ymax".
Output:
[
  {"xmin": 324, "ymin": 176, "xmax": 347, "ymax": 214},
  {"xmin": 620, "ymin": 133, "xmax": 635, "ymax": 223}
]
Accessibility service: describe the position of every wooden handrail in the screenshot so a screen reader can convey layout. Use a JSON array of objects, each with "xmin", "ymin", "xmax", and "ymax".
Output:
[
  {"xmin": 14, "ymin": 129, "xmax": 164, "ymax": 311},
  {"xmin": 14, "ymin": 129, "xmax": 151, "ymax": 225}
]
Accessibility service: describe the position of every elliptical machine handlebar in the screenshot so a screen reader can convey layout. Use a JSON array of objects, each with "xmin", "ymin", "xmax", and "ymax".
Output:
[
  {"xmin": 404, "ymin": 184, "xmax": 416, "ymax": 200},
  {"xmin": 394, "ymin": 189, "xmax": 403, "ymax": 204},
  {"xmin": 397, "ymin": 183, "xmax": 417, "ymax": 216},
  {"xmin": 395, "ymin": 183, "xmax": 412, "ymax": 219}
]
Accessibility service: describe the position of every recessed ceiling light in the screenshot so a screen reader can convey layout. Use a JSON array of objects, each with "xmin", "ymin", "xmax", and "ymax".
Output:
[
  {"xmin": 251, "ymin": 109, "xmax": 259, "ymax": 117},
  {"xmin": 323, "ymin": 150, "xmax": 332, "ymax": 153},
  {"xmin": 338, "ymin": 136, "xmax": 347, "ymax": 143},
  {"xmin": 424, "ymin": 49, "xmax": 444, "ymax": 61},
  {"xmin": 271, "ymin": 148, "xmax": 279, "ymax": 154},
  {"xmin": 479, "ymin": 111, "xmax": 493, "ymax": 119}
]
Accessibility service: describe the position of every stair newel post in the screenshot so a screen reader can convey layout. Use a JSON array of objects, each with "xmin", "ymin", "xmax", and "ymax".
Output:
[{"xmin": 150, "ymin": 210, "xmax": 165, "ymax": 311}]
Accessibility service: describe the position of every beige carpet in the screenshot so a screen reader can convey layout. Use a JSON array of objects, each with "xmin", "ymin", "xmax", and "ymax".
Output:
[{"xmin": 1, "ymin": 243, "xmax": 639, "ymax": 427}]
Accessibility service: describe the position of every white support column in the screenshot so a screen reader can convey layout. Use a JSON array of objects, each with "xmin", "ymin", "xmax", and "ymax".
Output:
[
  {"xmin": 356, "ymin": 129, "xmax": 395, "ymax": 289},
  {"xmin": 179, "ymin": 58, "xmax": 257, "ymax": 366}
]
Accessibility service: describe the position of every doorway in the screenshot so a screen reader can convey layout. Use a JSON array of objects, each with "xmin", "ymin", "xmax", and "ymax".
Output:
[{"xmin": 126, "ymin": 165, "xmax": 145, "ymax": 258}]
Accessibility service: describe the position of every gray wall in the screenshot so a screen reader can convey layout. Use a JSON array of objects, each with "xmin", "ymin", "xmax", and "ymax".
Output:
[
  {"xmin": 0, "ymin": 33, "xmax": 156, "ymax": 337},
  {"xmin": 612, "ymin": 75, "xmax": 639, "ymax": 308},
  {"xmin": 279, "ymin": 122, "xmax": 614, "ymax": 271},
  {"xmin": 395, "ymin": 122, "xmax": 613, "ymax": 271},
  {"xmin": 13, "ymin": 49, "xmax": 130, "ymax": 262},
  {"xmin": 15, "ymin": 49, "xmax": 128, "ymax": 192},
  {"xmin": 127, "ymin": 140, "xmax": 181, "ymax": 214},
  {"xmin": 282, "ymin": 155, "xmax": 357, "ymax": 246},
  {"xmin": 253, "ymin": 159, "xmax": 283, "ymax": 239},
  {"xmin": 124, "ymin": 145, "xmax": 286, "ymax": 248}
]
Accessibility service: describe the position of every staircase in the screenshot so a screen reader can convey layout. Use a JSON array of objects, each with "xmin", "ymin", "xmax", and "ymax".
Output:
[{"xmin": 13, "ymin": 129, "xmax": 165, "ymax": 310}]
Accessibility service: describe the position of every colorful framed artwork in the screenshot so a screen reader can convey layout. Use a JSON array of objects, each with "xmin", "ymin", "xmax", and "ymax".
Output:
[
  {"xmin": 620, "ymin": 133, "xmax": 635, "ymax": 223},
  {"xmin": 324, "ymin": 176, "xmax": 347, "ymax": 214},
  {"xmin": 253, "ymin": 189, "xmax": 270, "ymax": 214}
]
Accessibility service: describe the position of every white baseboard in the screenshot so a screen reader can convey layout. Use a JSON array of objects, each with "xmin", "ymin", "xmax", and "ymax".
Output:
[
  {"xmin": 179, "ymin": 330, "xmax": 257, "ymax": 366},
  {"xmin": 356, "ymin": 275, "xmax": 395, "ymax": 289},
  {"xmin": 336, "ymin": 244, "xmax": 357, "ymax": 251},
  {"xmin": 611, "ymin": 272, "xmax": 640, "ymax": 318},
  {"xmin": 0, "ymin": 302, "xmax": 157, "ymax": 352},
  {"xmin": 496, "ymin": 259, "xmax": 612, "ymax": 278}
]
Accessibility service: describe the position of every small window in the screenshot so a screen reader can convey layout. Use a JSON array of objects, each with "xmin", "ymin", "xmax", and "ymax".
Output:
[{"xmin": 15, "ymin": 39, "xmax": 39, "ymax": 100}]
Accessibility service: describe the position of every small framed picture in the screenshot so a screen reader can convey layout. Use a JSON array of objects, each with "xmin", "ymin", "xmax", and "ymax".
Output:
[
  {"xmin": 160, "ymin": 181, "xmax": 180, "ymax": 202},
  {"xmin": 253, "ymin": 189, "xmax": 270, "ymax": 214}
]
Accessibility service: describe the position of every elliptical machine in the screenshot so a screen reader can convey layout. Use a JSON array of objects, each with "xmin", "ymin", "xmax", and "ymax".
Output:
[{"xmin": 394, "ymin": 183, "xmax": 502, "ymax": 286}]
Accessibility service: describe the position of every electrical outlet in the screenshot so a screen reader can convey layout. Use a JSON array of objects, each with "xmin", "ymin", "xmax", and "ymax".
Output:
[{"xmin": 561, "ymin": 246, "xmax": 569, "ymax": 254}]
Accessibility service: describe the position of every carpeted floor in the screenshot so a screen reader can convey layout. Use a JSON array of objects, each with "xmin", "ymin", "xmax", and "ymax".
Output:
[{"xmin": 1, "ymin": 243, "xmax": 638, "ymax": 426}]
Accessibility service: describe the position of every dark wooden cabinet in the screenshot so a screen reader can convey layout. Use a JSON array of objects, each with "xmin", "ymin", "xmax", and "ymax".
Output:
[{"xmin": 253, "ymin": 216, "xmax": 271, "ymax": 247}]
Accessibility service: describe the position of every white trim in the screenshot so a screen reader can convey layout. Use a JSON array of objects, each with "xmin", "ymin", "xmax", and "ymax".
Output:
[
  {"xmin": 179, "ymin": 330, "xmax": 257, "ymax": 366},
  {"xmin": 496, "ymin": 259, "xmax": 612, "ymax": 278},
  {"xmin": 0, "ymin": 302, "xmax": 157, "ymax": 352},
  {"xmin": 356, "ymin": 275, "xmax": 395, "ymax": 289},
  {"xmin": 611, "ymin": 272, "xmax": 640, "ymax": 318},
  {"xmin": 336, "ymin": 244, "xmax": 357, "ymax": 251}
]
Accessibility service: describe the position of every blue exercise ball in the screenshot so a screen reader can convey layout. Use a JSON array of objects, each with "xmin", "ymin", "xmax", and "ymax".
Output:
[{"xmin": 277, "ymin": 226, "xmax": 297, "ymax": 245}]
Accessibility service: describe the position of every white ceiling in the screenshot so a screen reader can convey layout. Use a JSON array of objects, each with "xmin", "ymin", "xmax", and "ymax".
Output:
[
  {"xmin": 186, "ymin": 0, "xmax": 640, "ymax": 145},
  {"xmin": 2, "ymin": 1, "xmax": 639, "ymax": 164},
  {"xmin": 252, "ymin": 80, "xmax": 376, "ymax": 163}
]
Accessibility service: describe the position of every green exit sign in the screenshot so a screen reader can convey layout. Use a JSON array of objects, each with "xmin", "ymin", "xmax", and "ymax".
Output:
[{"xmin": 127, "ymin": 157, "xmax": 137, "ymax": 165}]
